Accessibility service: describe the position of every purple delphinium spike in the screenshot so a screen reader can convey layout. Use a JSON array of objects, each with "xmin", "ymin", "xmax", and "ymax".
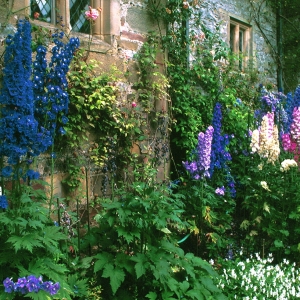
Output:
[
  {"xmin": 183, "ymin": 125, "xmax": 214, "ymax": 179},
  {"xmin": 3, "ymin": 275, "xmax": 60, "ymax": 296}
]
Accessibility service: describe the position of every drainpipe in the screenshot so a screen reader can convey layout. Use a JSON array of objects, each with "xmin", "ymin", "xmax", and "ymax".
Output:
[{"xmin": 276, "ymin": 0, "xmax": 283, "ymax": 92}]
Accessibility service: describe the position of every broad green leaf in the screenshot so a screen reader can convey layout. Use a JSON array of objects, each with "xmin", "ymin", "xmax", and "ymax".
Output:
[
  {"xmin": 186, "ymin": 289, "xmax": 204, "ymax": 300},
  {"xmin": 102, "ymin": 265, "xmax": 125, "ymax": 294},
  {"xmin": 274, "ymin": 239, "xmax": 284, "ymax": 248},
  {"xmin": 134, "ymin": 261, "xmax": 146, "ymax": 279},
  {"xmin": 167, "ymin": 277, "xmax": 179, "ymax": 294},
  {"xmin": 115, "ymin": 253, "xmax": 134, "ymax": 274},
  {"xmin": 15, "ymin": 217, "xmax": 28, "ymax": 227},
  {"xmin": 200, "ymin": 276, "xmax": 220, "ymax": 293},
  {"xmin": 146, "ymin": 292, "xmax": 157, "ymax": 300},
  {"xmin": 179, "ymin": 280, "xmax": 189, "ymax": 293},
  {"xmin": 117, "ymin": 227, "xmax": 134, "ymax": 243},
  {"xmin": 161, "ymin": 290, "xmax": 176, "ymax": 299},
  {"xmin": 27, "ymin": 219, "xmax": 43, "ymax": 229},
  {"xmin": 67, "ymin": 274, "xmax": 89, "ymax": 297},
  {"xmin": 94, "ymin": 252, "xmax": 114, "ymax": 273},
  {"xmin": 279, "ymin": 229, "xmax": 289, "ymax": 236}
]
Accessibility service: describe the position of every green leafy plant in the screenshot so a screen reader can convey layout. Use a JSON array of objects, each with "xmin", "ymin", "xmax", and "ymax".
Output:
[
  {"xmin": 178, "ymin": 179, "xmax": 235, "ymax": 260},
  {"xmin": 83, "ymin": 163, "xmax": 226, "ymax": 299},
  {"xmin": 0, "ymin": 182, "xmax": 88, "ymax": 299},
  {"xmin": 236, "ymin": 154, "xmax": 300, "ymax": 262}
]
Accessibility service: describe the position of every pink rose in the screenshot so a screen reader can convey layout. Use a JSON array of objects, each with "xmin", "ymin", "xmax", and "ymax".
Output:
[
  {"xmin": 85, "ymin": 6, "xmax": 100, "ymax": 21},
  {"xmin": 131, "ymin": 102, "xmax": 137, "ymax": 108}
]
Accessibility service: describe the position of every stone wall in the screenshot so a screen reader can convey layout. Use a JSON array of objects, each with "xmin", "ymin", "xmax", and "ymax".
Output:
[
  {"xmin": 199, "ymin": 0, "xmax": 278, "ymax": 85},
  {"xmin": 0, "ymin": 0, "xmax": 278, "ymax": 200},
  {"xmin": 0, "ymin": 0, "xmax": 278, "ymax": 83}
]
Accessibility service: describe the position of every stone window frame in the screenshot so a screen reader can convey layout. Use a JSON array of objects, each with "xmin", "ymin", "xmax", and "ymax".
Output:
[
  {"xmin": 229, "ymin": 17, "xmax": 252, "ymax": 70},
  {"xmin": 218, "ymin": 9, "xmax": 253, "ymax": 71},
  {"xmin": 25, "ymin": 0, "xmax": 120, "ymax": 45}
]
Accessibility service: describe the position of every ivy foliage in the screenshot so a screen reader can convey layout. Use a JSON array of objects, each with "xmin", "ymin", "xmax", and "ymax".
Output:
[
  {"xmin": 55, "ymin": 51, "xmax": 144, "ymax": 194},
  {"xmin": 143, "ymin": 0, "xmax": 261, "ymax": 167}
]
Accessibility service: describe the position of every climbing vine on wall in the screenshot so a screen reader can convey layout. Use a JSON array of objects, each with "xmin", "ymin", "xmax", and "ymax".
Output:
[{"xmin": 144, "ymin": 0, "xmax": 264, "ymax": 168}]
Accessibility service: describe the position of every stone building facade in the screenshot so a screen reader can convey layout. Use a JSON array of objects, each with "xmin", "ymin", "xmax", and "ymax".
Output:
[
  {"xmin": 1, "ymin": 0, "xmax": 278, "ymax": 83},
  {"xmin": 199, "ymin": 0, "xmax": 277, "ymax": 85},
  {"xmin": 0, "ymin": 0, "xmax": 278, "ymax": 199}
]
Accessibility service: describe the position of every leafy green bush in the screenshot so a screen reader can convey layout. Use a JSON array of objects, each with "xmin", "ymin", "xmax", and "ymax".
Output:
[
  {"xmin": 0, "ymin": 182, "xmax": 89, "ymax": 299},
  {"xmin": 83, "ymin": 164, "xmax": 226, "ymax": 299}
]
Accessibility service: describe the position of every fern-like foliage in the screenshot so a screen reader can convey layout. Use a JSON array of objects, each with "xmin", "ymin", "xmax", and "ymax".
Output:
[{"xmin": 0, "ymin": 183, "xmax": 83, "ymax": 299}]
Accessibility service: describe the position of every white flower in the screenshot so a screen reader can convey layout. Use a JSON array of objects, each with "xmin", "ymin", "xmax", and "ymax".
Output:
[
  {"xmin": 261, "ymin": 181, "xmax": 271, "ymax": 191},
  {"xmin": 280, "ymin": 159, "xmax": 298, "ymax": 172}
]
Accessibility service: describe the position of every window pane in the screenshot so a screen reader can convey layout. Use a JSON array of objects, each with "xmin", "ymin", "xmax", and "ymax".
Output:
[
  {"xmin": 239, "ymin": 30, "xmax": 244, "ymax": 52},
  {"xmin": 230, "ymin": 24, "xmax": 235, "ymax": 52},
  {"xmin": 70, "ymin": 0, "xmax": 90, "ymax": 33},
  {"xmin": 31, "ymin": 0, "xmax": 52, "ymax": 22}
]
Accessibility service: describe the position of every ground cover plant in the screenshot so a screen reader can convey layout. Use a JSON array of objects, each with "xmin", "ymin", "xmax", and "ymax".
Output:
[
  {"xmin": 215, "ymin": 253, "xmax": 300, "ymax": 299},
  {"xmin": 1, "ymin": 2, "xmax": 300, "ymax": 300}
]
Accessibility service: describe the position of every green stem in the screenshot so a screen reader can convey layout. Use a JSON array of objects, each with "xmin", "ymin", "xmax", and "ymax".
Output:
[
  {"xmin": 77, "ymin": 198, "xmax": 80, "ymax": 252},
  {"xmin": 49, "ymin": 144, "xmax": 55, "ymax": 218},
  {"xmin": 85, "ymin": 166, "xmax": 91, "ymax": 255}
]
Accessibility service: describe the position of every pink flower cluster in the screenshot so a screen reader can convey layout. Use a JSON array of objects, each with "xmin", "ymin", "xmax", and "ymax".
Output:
[
  {"xmin": 291, "ymin": 107, "xmax": 300, "ymax": 144},
  {"xmin": 85, "ymin": 6, "xmax": 100, "ymax": 21},
  {"xmin": 282, "ymin": 107, "xmax": 300, "ymax": 164}
]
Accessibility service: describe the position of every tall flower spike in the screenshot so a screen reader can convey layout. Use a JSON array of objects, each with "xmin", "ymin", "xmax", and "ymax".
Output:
[
  {"xmin": 250, "ymin": 112, "xmax": 280, "ymax": 164},
  {"xmin": 197, "ymin": 125, "xmax": 214, "ymax": 178},
  {"xmin": 0, "ymin": 20, "xmax": 41, "ymax": 164},
  {"xmin": 288, "ymin": 107, "xmax": 300, "ymax": 164},
  {"xmin": 210, "ymin": 102, "xmax": 232, "ymax": 177},
  {"xmin": 183, "ymin": 125, "xmax": 214, "ymax": 179},
  {"xmin": 290, "ymin": 107, "xmax": 300, "ymax": 145},
  {"xmin": 33, "ymin": 32, "xmax": 79, "ymax": 140}
]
